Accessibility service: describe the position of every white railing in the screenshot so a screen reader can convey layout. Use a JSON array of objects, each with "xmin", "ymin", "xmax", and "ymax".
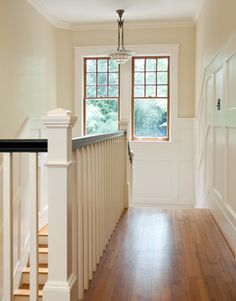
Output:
[
  {"xmin": 2, "ymin": 142, "xmax": 47, "ymax": 301},
  {"xmin": 74, "ymin": 132, "xmax": 128, "ymax": 300},
  {"xmin": 43, "ymin": 109, "xmax": 131, "ymax": 301},
  {"xmin": 1, "ymin": 108, "xmax": 133, "ymax": 301}
]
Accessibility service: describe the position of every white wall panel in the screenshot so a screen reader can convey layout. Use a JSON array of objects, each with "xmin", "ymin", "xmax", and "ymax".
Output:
[
  {"xmin": 214, "ymin": 127, "xmax": 225, "ymax": 198},
  {"xmin": 227, "ymin": 128, "xmax": 236, "ymax": 212},
  {"xmin": 132, "ymin": 119, "xmax": 195, "ymax": 207},
  {"xmin": 228, "ymin": 55, "xmax": 236, "ymax": 109},
  {"xmin": 196, "ymin": 33, "xmax": 236, "ymax": 256}
]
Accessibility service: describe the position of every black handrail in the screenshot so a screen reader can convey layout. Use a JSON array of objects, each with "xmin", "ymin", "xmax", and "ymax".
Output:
[
  {"xmin": 0, "ymin": 131, "xmax": 134, "ymax": 160},
  {"xmin": 0, "ymin": 139, "xmax": 48, "ymax": 153},
  {"xmin": 72, "ymin": 131, "xmax": 126, "ymax": 150}
]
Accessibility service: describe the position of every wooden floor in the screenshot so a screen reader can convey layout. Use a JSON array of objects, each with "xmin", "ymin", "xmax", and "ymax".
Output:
[{"xmin": 83, "ymin": 208, "xmax": 236, "ymax": 301}]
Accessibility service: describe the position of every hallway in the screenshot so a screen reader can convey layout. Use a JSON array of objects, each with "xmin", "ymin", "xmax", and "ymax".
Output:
[{"xmin": 83, "ymin": 208, "xmax": 236, "ymax": 301}]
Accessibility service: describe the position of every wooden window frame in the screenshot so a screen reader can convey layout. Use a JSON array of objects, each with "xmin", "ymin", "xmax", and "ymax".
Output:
[
  {"xmin": 131, "ymin": 56, "xmax": 170, "ymax": 141},
  {"xmin": 83, "ymin": 57, "xmax": 121, "ymax": 136}
]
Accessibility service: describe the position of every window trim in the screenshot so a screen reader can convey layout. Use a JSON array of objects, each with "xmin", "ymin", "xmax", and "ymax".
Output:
[
  {"xmin": 131, "ymin": 56, "xmax": 170, "ymax": 141},
  {"xmin": 83, "ymin": 57, "xmax": 121, "ymax": 136}
]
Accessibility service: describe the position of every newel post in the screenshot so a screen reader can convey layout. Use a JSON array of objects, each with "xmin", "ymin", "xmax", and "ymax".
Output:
[{"xmin": 43, "ymin": 108, "xmax": 77, "ymax": 301}]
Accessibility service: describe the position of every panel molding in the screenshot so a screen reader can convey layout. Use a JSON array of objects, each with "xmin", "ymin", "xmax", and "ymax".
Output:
[{"xmin": 196, "ymin": 29, "xmax": 236, "ymax": 255}]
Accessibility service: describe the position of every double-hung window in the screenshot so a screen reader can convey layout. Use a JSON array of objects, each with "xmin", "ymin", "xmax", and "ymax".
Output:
[
  {"xmin": 84, "ymin": 57, "xmax": 120, "ymax": 135},
  {"xmin": 132, "ymin": 56, "xmax": 170, "ymax": 141}
]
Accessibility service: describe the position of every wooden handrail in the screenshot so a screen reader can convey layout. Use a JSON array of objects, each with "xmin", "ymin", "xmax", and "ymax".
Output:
[
  {"xmin": 0, "ymin": 131, "xmax": 132, "ymax": 155},
  {"xmin": 72, "ymin": 131, "xmax": 126, "ymax": 150}
]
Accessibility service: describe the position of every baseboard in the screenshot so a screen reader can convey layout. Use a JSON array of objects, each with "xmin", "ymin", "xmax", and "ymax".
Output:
[
  {"xmin": 208, "ymin": 190, "xmax": 236, "ymax": 257},
  {"xmin": 131, "ymin": 202, "xmax": 194, "ymax": 209}
]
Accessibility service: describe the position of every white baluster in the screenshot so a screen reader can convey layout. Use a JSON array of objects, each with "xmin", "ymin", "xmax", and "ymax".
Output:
[
  {"xmin": 91, "ymin": 145, "xmax": 96, "ymax": 272},
  {"xmin": 29, "ymin": 153, "xmax": 39, "ymax": 301},
  {"xmin": 76, "ymin": 149, "xmax": 84, "ymax": 300},
  {"xmin": 3, "ymin": 153, "xmax": 13, "ymax": 301},
  {"xmin": 82, "ymin": 147, "xmax": 89, "ymax": 290}
]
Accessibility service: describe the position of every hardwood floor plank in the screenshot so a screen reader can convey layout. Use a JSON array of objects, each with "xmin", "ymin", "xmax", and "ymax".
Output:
[{"xmin": 83, "ymin": 208, "xmax": 236, "ymax": 301}]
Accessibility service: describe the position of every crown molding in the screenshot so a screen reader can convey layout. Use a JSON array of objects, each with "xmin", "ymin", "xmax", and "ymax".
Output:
[
  {"xmin": 70, "ymin": 20, "xmax": 194, "ymax": 31},
  {"xmin": 27, "ymin": 0, "xmax": 195, "ymax": 30},
  {"xmin": 194, "ymin": 0, "xmax": 206, "ymax": 23},
  {"xmin": 27, "ymin": 0, "xmax": 71, "ymax": 29}
]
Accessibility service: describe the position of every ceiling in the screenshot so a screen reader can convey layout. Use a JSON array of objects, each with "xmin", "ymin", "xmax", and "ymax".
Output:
[{"xmin": 31, "ymin": 0, "xmax": 203, "ymax": 28}]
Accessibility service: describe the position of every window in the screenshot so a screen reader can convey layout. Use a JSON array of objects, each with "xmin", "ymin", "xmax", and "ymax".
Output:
[
  {"xmin": 84, "ymin": 57, "xmax": 120, "ymax": 135},
  {"xmin": 132, "ymin": 56, "xmax": 170, "ymax": 141}
]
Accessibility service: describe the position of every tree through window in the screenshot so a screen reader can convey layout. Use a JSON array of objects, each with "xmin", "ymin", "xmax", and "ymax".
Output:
[
  {"xmin": 132, "ymin": 56, "xmax": 170, "ymax": 141},
  {"xmin": 84, "ymin": 58, "xmax": 120, "ymax": 135}
]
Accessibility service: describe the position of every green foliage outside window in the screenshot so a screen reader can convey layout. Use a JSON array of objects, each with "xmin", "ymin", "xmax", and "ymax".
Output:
[{"xmin": 86, "ymin": 99, "xmax": 118, "ymax": 135}]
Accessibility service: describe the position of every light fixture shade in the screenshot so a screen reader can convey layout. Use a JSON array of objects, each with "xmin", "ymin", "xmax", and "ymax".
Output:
[
  {"xmin": 106, "ymin": 9, "xmax": 136, "ymax": 64},
  {"xmin": 106, "ymin": 49, "xmax": 136, "ymax": 64}
]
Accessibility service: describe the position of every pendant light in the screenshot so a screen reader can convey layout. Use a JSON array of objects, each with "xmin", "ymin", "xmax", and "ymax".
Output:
[{"xmin": 106, "ymin": 10, "xmax": 136, "ymax": 64}]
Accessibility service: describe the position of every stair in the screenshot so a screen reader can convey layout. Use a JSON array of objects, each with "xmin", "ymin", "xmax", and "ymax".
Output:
[{"xmin": 14, "ymin": 225, "xmax": 48, "ymax": 301}]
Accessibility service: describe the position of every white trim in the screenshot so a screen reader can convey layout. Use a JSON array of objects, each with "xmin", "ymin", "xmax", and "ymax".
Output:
[
  {"xmin": 27, "ymin": 0, "xmax": 195, "ymax": 30},
  {"xmin": 74, "ymin": 44, "xmax": 179, "ymax": 138},
  {"xmin": 131, "ymin": 203, "xmax": 194, "ymax": 209},
  {"xmin": 27, "ymin": 0, "xmax": 70, "ymax": 29},
  {"xmin": 194, "ymin": 0, "xmax": 205, "ymax": 23},
  {"xmin": 209, "ymin": 190, "xmax": 236, "ymax": 257},
  {"xmin": 71, "ymin": 20, "xmax": 194, "ymax": 31},
  {"xmin": 196, "ymin": 31, "xmax": 236, "ymax": 118}
]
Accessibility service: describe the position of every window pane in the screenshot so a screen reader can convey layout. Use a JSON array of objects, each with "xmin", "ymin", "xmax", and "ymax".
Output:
[
  {"xmin": 86, "ymin": 99, "xmax": 118, "ymax": 135},
  {"xmin": 109, "ymin": 73, "xmax": 119, "ymax": 85},
  {"xmin": 109, "ymin": 60, "xmax": 119, "ymax": 72},
  {"xmin": 146, "ymin": 59, "xmax": 156, "ymax": 71},
  {"xmin": 134, "ymin": 72, "xmax": 144, "ymax": 85},
  {"xmin": 98, "ymin": 86, "xmax": 107, "ymax": 97},
  {"xmin": 146, "ymin": 86, "xmax": 156, "ymax": 97},
  {"xmin": 109, "ymin": 86, "xmax": 119, "ymax": 97},
  {"xmin": 86, "ymin": 73, "xmax": 96, "ymax": 85},
  {"xmin": 86, "ymin": 86, "xmax": 96, "ymax": 97},
  {"xmin": 146, "ymin": 72, "xmax": 156, "ymax": 85},
  {"xmin": 98, "ymin": 73, "xmax": 107, "ymax": 85},
  {"xmin": 134, "ymin": 86, "xmax": 144, "ymax": 97},
  {"xmin": 98, "ymin": 60, "xmax": 107, "ymax": 72},
  {"xmin": 134, "ymin": 99, "xmax": 167, "ymax": 138},
  {"xmin": 157, "ymin": 58, "xmax": 168, "ymax": 71},
  {"xmin": 157, "ymin": 85, "xmax": 168, "ymax": 97},
  {"xmin": 135, "ymin": 59, "xmax": 145, "ymax": 71},
  {"xmin": 157, "ymin": 72, "xmax": 168, "ymax": 85},
  {"xmin": 86, "ymin": 60, "xmax": 96, "ymax": 72}
]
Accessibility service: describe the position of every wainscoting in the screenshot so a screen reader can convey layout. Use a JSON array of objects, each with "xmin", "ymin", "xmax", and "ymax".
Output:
[
  {"xmin": 196, "ymin": 32, "xmax": 236, "ymax": 255},
  {"xmin": 131, "ymin": 118, "xmax": 195, "ymax": 208}
]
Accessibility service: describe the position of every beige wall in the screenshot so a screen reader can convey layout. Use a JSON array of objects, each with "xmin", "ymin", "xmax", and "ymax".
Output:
[
  {"xmin": 0, "ymin": 0, "xmax": 57, "ymax": 139},
  {"xmin": 195, "ymin": 0, "xmax": 236, "ymax": 110},
  {"xmin": 56, "ymin": 25, "xmax": 195, "ymax": 117},
  {"xmin": 0, "ymin": 0, "xmax": 58, "ymax": 298}
]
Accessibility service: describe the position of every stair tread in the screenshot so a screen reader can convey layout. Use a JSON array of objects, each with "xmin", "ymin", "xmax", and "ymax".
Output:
[
  {"xmin": 23, "ymin": 267, "xmax": 48, "ymax": 274},
  {"xmin": 38, "ymin": 247, "xmax": 48, "ymax": 253},
  {"xmin": 20, "ymin": 284, "xmax": 44, "ymax": 290},
  {"xmin": 14, "ymin": 289, "xmax": 43, "ymax": 297}
]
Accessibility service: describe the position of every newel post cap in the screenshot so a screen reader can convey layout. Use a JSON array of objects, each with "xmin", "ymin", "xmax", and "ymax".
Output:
[
  {"xmin": 47, "ymin": 108, "xmax": 72, "ymax": 117},
  {"xmin": 43, "ymin": 108, "xmax": 77, "ymax": 128}
]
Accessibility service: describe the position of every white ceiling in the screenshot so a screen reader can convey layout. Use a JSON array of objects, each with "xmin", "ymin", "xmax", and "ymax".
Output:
[{"xmin": 31, "ymin": 0, "xmax": 203, "ymax": 27}]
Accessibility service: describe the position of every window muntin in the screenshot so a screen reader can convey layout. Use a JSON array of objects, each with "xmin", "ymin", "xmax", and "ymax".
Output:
[
  {"xmin": 132, "ymin": 56, "xmax": 170, "ymax": 141},
  {"xmin": 84, "ymin": 58, "xmax": 120, "ymax": 135}
]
